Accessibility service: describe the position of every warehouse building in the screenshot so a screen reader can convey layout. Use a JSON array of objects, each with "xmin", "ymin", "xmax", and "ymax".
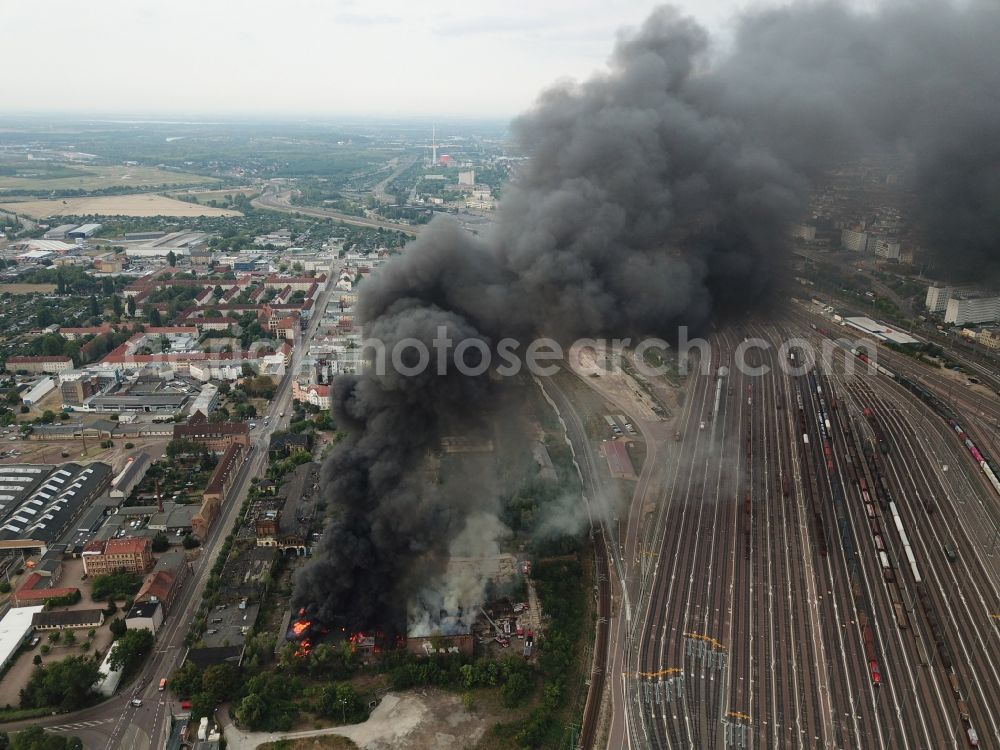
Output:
[
  {"xmin": 0, "ymin": 463, "xmax": 112, "ymax": 550},
  {"xmin": 22, "ymin": 377, "xmax": 56, "ymax": 407},
  {"xmin": 110, "ymin": 453, "xmax": 152, "ymax": 499},
  {"xmin": 0, "ymin": 606, "xmax": 45, "ymax": 671},
  {"xmin": 67, "ymin": 223, "xmax": 102, "ymax": 239},
  {"xmin": 43, "ymin": 224, "xmax": 79, "ymax": 240}
]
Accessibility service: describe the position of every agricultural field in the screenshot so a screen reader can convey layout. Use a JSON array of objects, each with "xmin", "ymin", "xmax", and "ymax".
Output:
[
  {"xmin": 0, "ymin": 193, "xmax": 242, "ymax": 218},
  {"xmin": 0, "ymin": 161, "xmax": 219, "ymax": 193}
]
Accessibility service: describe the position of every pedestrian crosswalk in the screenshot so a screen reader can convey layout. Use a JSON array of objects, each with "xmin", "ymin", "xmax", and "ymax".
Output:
[{"xmin": 49, "ymin": 718, "xmax": 115, "ymax": 731}]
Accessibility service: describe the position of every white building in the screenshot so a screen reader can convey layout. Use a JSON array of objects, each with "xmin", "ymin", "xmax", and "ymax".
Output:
[
  {"xmin": 95, "ymin": 641, "xmax": 122, "ymax": 696},
  {"xmin": 944, "ymin": 295, "xmax": 1000, "ymax": 325},
  {"xmin": 458, "ymin": 170, "xmax": 475, "ymax": 186},
  {"xmin": 789, "ymin": 223, "xmax": 817, "ymax": 241},
  {"xmin": 926, "ymin": 286, "xmax": 952, "ymax": 313},
  {"xmin": 871, "ymin": 238, "xmax": 901, "ymax": 260},
  {"xmin": 189, "ymin": 383, "xmax": 220, "ymax": 415},
  {"xmin": 841, "ymin": 228, "xmax": 868, "ymax": 253},
  {"xmin": 22, "ymin": 377, "xmax": 56, "ymax": 406},
  {"xmin": 125, "ymin": 604, "xmax": 162, "ymax": 635}
]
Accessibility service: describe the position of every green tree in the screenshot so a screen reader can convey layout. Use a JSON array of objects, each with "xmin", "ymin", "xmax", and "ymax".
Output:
[
  {"xmin": 147, "ymin": 307, "xmax": 162, "ymax": 327},
  {"xmin": 56, "ymin": 271, "xmax": 66, "ymax": 295},
  {"xmin": 90, "ymin": 570, "xmax": 142, "ymax": 601},
  {"xmin": 88, "ymin": 295, "xmax": 100, "ymax": 318},
  {"xmin": 126, "ymin": 296, "xmax": 136, "ymax": 317},
  {"xmin": 112, "ymin": 295, "xmax": 123, "ymax": 318},
  {"xmin": 19, "ymin": 655, "xmax": 101, "ymax": 711},
  {"xmin": 201, "ymin": 663, "xmax": 239, "ymax": 704},
  {"xmin": 10, "ymin": 726, "xmax": 83, "ymax": 750},
  {"xmin": 151, "ymin": 532, "xmax": 170, "ymax": 553},
  {"xmin": 182, "ymin": 534, "xmax": 200, "ymax": 549},
  {"xmin": 108, "ymin": 618, "xmax": 127, "ymax": 638},
  {"xmin": 319, "ymin": 683, "xmax": 367, "ymax": 724},
  {"xmin": 169, "ymin": 660, "xmax": 202, "ymax": 697},
  {"xmin": 167, "ymin": 250, "xmax": 177, "ymax": 267},
  {"xmin": 108, "ymin": 628, "xmax": 154, "ymax": 672}
]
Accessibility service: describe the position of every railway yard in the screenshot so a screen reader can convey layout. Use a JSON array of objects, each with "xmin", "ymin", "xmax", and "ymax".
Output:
[{"xmin": 596, "ymin": 314, "xmax": 1000, "ymax": 750}]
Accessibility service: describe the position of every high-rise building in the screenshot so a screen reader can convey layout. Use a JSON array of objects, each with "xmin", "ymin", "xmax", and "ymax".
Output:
[
  {"xmin": 944, "ymin": 295, "xmax": 1000, "ymax": 325},
  {"xmin": 841, "ymin": 228, "xmax": 868, "ymax": 253},
  {"xmin": 871, "ymin": 238, "xmax": 901, "ymax": 260}
]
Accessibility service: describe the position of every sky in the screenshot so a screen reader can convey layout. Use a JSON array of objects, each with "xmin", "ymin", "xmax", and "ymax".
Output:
[{"xmin": 5, "ymin": 0, "xmax": 760, "ymax": 119}]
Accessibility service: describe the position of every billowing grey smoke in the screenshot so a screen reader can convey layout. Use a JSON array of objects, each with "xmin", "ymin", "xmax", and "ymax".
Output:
[{"xmin": 294, "ymin": 1, "xmax": 1000, "ymax": 633}]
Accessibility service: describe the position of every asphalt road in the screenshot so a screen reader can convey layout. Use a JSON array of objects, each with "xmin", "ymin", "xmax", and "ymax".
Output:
[{"xmin": 252, "ymin": 190, "xmax": 420, "ymax": 236}]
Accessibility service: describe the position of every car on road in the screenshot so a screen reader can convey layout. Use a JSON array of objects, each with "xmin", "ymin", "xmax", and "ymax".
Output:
[{"xmin": 130, "ymin": 698, "xmax": 143, "ymax": 707}]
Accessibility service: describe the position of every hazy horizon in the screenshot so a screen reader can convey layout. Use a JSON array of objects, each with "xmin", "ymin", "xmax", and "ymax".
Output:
[{"xmin": 6, "ymin": 0, "xmax": 754, "ymax": 120}]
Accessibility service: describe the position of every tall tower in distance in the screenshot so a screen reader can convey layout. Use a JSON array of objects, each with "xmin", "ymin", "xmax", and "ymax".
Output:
[{"xmin": 432, "ymin": 125, "xmax": 437, "ymax": 165}]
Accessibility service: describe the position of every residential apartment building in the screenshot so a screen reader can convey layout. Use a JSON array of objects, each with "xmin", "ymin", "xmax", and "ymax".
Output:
[
  {"xmin": 4, "ymin": 356, "xmax": 74, "ymax": 375},
  {"xmin": 81, "ymin": 536, "xmax": 153, "ymax": 576},
  {"xmin": 944, "ymin": 295, "xmax": 1000, "ymax": 325}
]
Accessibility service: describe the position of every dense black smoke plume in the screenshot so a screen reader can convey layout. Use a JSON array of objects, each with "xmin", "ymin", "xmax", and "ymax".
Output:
[{"xmin": 295, "ymin": 1, "xmax": 1000, "ymax": 633}]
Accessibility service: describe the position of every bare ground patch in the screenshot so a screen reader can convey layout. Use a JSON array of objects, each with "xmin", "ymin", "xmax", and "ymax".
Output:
[{"xmin": 0, "ymin": 194, "xmax": 242, "ymax": 218}]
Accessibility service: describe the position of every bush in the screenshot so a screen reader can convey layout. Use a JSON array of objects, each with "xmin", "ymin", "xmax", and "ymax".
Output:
[
  {"xmin": 182, "ymin": 535, "xmax": 200, "ymax": 550},
  {"xmin": 124, "ymin": 442, "xmax": 134, "ymax": 449},
  {"xmin": 0, "ymin": 580, "xmax": 10, "ymax": 594}
]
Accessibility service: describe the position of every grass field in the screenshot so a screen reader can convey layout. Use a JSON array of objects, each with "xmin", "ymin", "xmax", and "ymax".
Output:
[
  {"xmin": 0, "ymin": 283, "xmax": 57, "ymax": 294},
  {"xmin": 0, "ymin": 164, "xmax": 219, "ymax": 192},
  {"xmin": 169, "ymin": 186, "xmax": 260, "ymax": 203},
  {"xmin": 0, "ymin": 194, "xmax": 243, "ymax": 218}
]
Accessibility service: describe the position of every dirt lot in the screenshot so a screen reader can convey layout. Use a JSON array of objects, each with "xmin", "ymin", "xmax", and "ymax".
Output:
[
  {"xmin": 233, "ymin": 689, "xmax": 500, "ymax": 750},
  {"xmin": 258, "ymin": 738, "xmax": 359, "ymax": 750},
  {"xmin": 0, "ymin": 283, "xmax": 57, "ymax": 294},
  {"xmin": 0, "ymin": 194, "xmax": 242, "ymax": 218},
  {"xmin": 0, "ymin": 433, "xmax": 170, "ymax": 472}
]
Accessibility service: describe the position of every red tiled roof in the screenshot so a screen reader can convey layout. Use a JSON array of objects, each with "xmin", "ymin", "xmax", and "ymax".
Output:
[
  {"xmin": 14, "ymin": 573, "xmax": 78, "ymax": 602},
  {"xmin": 83, "ymin": 536, "xmax": 150, "ymax": 556}
]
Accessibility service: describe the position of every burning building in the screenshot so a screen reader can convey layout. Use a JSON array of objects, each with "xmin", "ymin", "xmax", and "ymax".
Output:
[
  {"xmin": 285, "ymin": 608, "xmax": 327, "ymax": 658},
  {"xmin": 406, "ymin": 608, "xmax": 475, "ymax": 658}
]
